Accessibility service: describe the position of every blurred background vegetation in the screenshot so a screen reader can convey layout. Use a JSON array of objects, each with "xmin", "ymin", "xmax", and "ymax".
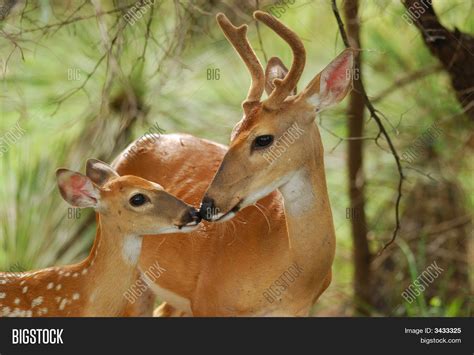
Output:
[{"xmin": 0, "ymin": 0, "xmax": 472, "ymax": 316}]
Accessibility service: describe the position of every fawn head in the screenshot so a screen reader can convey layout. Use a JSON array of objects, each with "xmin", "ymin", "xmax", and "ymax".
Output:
[
  {"xmin": 200, "ymin": 11, "xmax": 353, "ymax": 221},
  {"xmin": 57, "ymin": 159, "xmax": 200, "ymax": 234}
]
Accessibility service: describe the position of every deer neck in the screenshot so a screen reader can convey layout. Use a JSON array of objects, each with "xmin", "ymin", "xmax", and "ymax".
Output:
[
  {"xmin": 80, "ymin": 216, "xmax": 142, "ymax": 316},
  {"xmin": 278, "ymin": 125, "xmax": 336, "ymax": 275}
]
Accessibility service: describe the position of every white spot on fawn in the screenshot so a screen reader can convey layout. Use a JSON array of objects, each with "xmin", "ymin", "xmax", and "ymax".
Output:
[
  {"xmin": 31, "ymin": 296, "xmax": 43, "ymax": 307},
  {"xmin": 56, "ymin": 284, "xmax": 62, "ymax": 291},
  {"xmin": 0, "ymin": 292, "xmax": 6, "ymax": 299},
  {"xmin": 72, "ymin": 293, "xmax": 80, "ymax": 300},
  {"xmin": 47, "ymin": 282, "xmax": 54, "ymax": 290},
  {"xmin": 82, "ymin": 269, "xmax": 88, "ymax": 275},
  {"xmin": 14, "ymin": 298, "xmax": 20, "ymax": 305},
  {"xmin": 11, "ymin": 308, "xmax": 25, "ymax": 317},
  {"xmin": 72, "ymin": 273, "xmax": 79, "ymax": 278},
  {"xmin": 59, "ymin": 298, "xmax": 68, "ymax": 310},
  {"xmin": 22, "ymin": 286, "xmax": 28, "ymax": 294}
]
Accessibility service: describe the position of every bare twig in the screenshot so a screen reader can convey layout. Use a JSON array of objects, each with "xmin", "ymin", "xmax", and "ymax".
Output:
[
  {"xmin": 372, "ymin": 64, "xmax": 443, "ymax": 103},
  {"xmin": 254, "ymin": 0, "xmax": 268, "ymax": 63},
  {"xmin": 139, "ymin": 2, "xmax": 156, "ymax": 61},
  {"xmin": 331, "ymin": 0, "xmax": 404, "ymax": 257},
  {"xmin": 49, "ymin": 0, "xmax": 90, "ymax": 37},
  {"xmin": 16, "ymin": 4, "xmax": 135, "ymax": 35},
  {"xmin": 51, "ymin": 51, "xmax": 108, "ymax": 116}
]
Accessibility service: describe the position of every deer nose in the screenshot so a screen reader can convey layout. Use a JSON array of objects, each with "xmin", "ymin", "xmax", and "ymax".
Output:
[{"xmin": 199, "ymin": 196, "xmax": 216, "ymax": 221}]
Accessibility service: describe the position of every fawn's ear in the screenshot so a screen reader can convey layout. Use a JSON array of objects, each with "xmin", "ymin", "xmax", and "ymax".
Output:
[
  {"xmin": 264, "ymin": 57, "xmax": 296, "ymax": 96},
  {"xmin": 300, "ymin": 49, "xmax": 353, "ymax": 112},
  {"xmin": 56, "ymin": 169, "xmax": 100, "ymax": 208},
  {"xmin": 86, "ymin": 159, "xmax": 119, "ymax": 187}
]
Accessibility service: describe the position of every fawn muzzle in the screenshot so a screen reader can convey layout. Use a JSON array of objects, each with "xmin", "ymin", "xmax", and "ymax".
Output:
[{"xmin": 179, "ymin": 207, "xmax": 201, "ymax": 228}]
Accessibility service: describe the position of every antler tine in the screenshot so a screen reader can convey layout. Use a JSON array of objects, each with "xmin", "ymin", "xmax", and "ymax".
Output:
[
  {"xmin": 216, "ymin": 13, "xmax": 265, "ymax": 114},
  {"xmin": 253, "ymin": 11, "xmax": 306, "ymax": 109}
]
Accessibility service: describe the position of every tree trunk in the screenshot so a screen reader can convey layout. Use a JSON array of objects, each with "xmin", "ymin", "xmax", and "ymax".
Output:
[
  {"xmin": 343, "ymin": 0, "xmax": 372, "ymax": 315},
  {"xmin": 402, "ymin": 0, "xmax": 474, "ymax": 120}
]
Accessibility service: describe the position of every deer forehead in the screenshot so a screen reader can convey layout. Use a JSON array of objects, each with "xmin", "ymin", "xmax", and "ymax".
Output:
[
  {"xmin": 104, "ymin": 177, "xmax": 162, "ymax": 195},
  {"xmin": 231, "ymin": 106, "xmax": 263, "ymax": 138},
  {"xmin": 233, "ymin": 100, "xmax": 307, "ymax": 140},
  {"xmin": 232, "ymin": 117, "xmax": 299, "ymax": 150}
]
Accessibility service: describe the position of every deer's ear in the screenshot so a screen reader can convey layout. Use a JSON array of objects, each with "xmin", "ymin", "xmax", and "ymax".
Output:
[
  {"xmin": 264, "ymin": 57, "xmax": 296, "ymax": 96},
  {"xmin": 300, "ymin": 49, "xmax": 353, "ymax": 112},
  {"xmin": 86, "ymin": 159, "xmax": 119, "ymax": 187},
  {"xmin": 56, "ymin": 169, "xmax": 100, "ymax": 208}
]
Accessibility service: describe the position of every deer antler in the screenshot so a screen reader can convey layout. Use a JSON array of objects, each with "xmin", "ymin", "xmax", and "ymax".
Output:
[
  {"xmin": 216, "ymin": 13, "xmax": 265, "ymax": 115},
  {"xmin": 254, "ymin": 11, "xmax": 306, "ymax": 109}
]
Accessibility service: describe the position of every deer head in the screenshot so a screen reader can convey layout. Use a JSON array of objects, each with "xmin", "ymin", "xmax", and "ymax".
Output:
[
  {"xmin": 57, "ymin": 159, "xmax": 200, "ymax": 234},
  {"xmin": 200, "ymin": 11, "xmax": 353, "ymax": 221}
]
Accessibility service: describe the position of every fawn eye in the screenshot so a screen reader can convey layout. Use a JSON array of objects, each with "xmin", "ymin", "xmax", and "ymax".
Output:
[
  {"xmin": 253, "ymin": 135, "xmax": 274, "ymax": 150},
  {"xmin": 129, "ymin": 194, "xmax": 149, "ymax": 207}
]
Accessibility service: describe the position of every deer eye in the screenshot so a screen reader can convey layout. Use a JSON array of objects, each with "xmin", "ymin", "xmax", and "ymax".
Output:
[
  {"xmin": 253, "ymin": 135, "xmax": 274, "ymax": 150},
  {"xmin": 129, "ymin": 193, "xmax": 149, "ymax": 207}
]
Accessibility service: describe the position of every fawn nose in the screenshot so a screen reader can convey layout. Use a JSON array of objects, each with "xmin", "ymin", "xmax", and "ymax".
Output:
[
  {"xmin": 182, "ymin": 207, "xmax": 201, "ymax": 227},
  {"xmin": 189, "ymin": 208, "xmax": 201, "ymax": 224},
  {"xmin": 199, "ymin": 196, "xmax": 216, "ymax": 221}
]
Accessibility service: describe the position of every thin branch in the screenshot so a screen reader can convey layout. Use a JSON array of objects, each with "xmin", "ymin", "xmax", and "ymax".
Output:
[
  {"xmin": 372, "ymin": 64, "xmax": 443, "ymax": 103},
  {"xmin": 331, "ymin": 0, "xmax": 350, "ymax": 47},
  {"xmin": 331, "ymin": 0, "xmax": 405, "ymax": 257},
  {"xmin": 139, "ymin": 2, "xmax": 155, "ymax": 61},
  {"xmin": 49, "ymin": 0, "xmax": 90, "ymax": 37},
  {"xmin": 16, "ymin": 4, "xmax": 135, "ymax": 35},
  {"xmin": 254, "ymin": 0, "xmax": 268, "ymax": 63},
  {"xmin": 51, "ymin": 51, "xmax": 107, "ymax": 116},
  {"xmin": 318, "ymin": 114, "xmax": 379, "ymax": 153}
]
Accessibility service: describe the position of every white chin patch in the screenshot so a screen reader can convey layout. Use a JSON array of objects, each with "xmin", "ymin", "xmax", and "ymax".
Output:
[
  {"xmin": 154, "ymin": 226, "xmax": 177, "ymax": 234},
  {"xmin": 215, "ymin": 211, "xmax": 236, "ymax": 222},
  {"xmin": 154, "ymin": 224, "xmax": 199, "ymax": 234},
  {"xmin": 212, "ymin": 212, "xmax": 225, "ymax": 220},
  {"xmin": 177, "ymin": 224, "xmax": 199, "ymax": 233}
]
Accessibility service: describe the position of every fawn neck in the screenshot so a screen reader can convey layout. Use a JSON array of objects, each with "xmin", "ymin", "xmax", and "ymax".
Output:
[
  {"xmin": 78, "ymin": 215, "xmax": 142, "ymax": 316},
  {"xmin": 278, "ymin": 124, "xmax": 336, "ymax": 275},
  {"xmin": 0, "ymin": 215, "xmax": 141, "ymax": 317}
]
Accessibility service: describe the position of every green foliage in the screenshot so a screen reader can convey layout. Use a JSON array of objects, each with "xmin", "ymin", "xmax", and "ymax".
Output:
[{"xmin": 0, "ymin": 0, "xmax": 472, "ymax": 316}]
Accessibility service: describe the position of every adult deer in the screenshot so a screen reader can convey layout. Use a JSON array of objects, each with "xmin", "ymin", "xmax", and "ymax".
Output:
[
  {"xmin": 0, "ymin": 160, "xmax": 199, "ymax": 317},
  {"xmin": 114, "ymin": 11, "xmax": 353, "ymax": 316}
]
